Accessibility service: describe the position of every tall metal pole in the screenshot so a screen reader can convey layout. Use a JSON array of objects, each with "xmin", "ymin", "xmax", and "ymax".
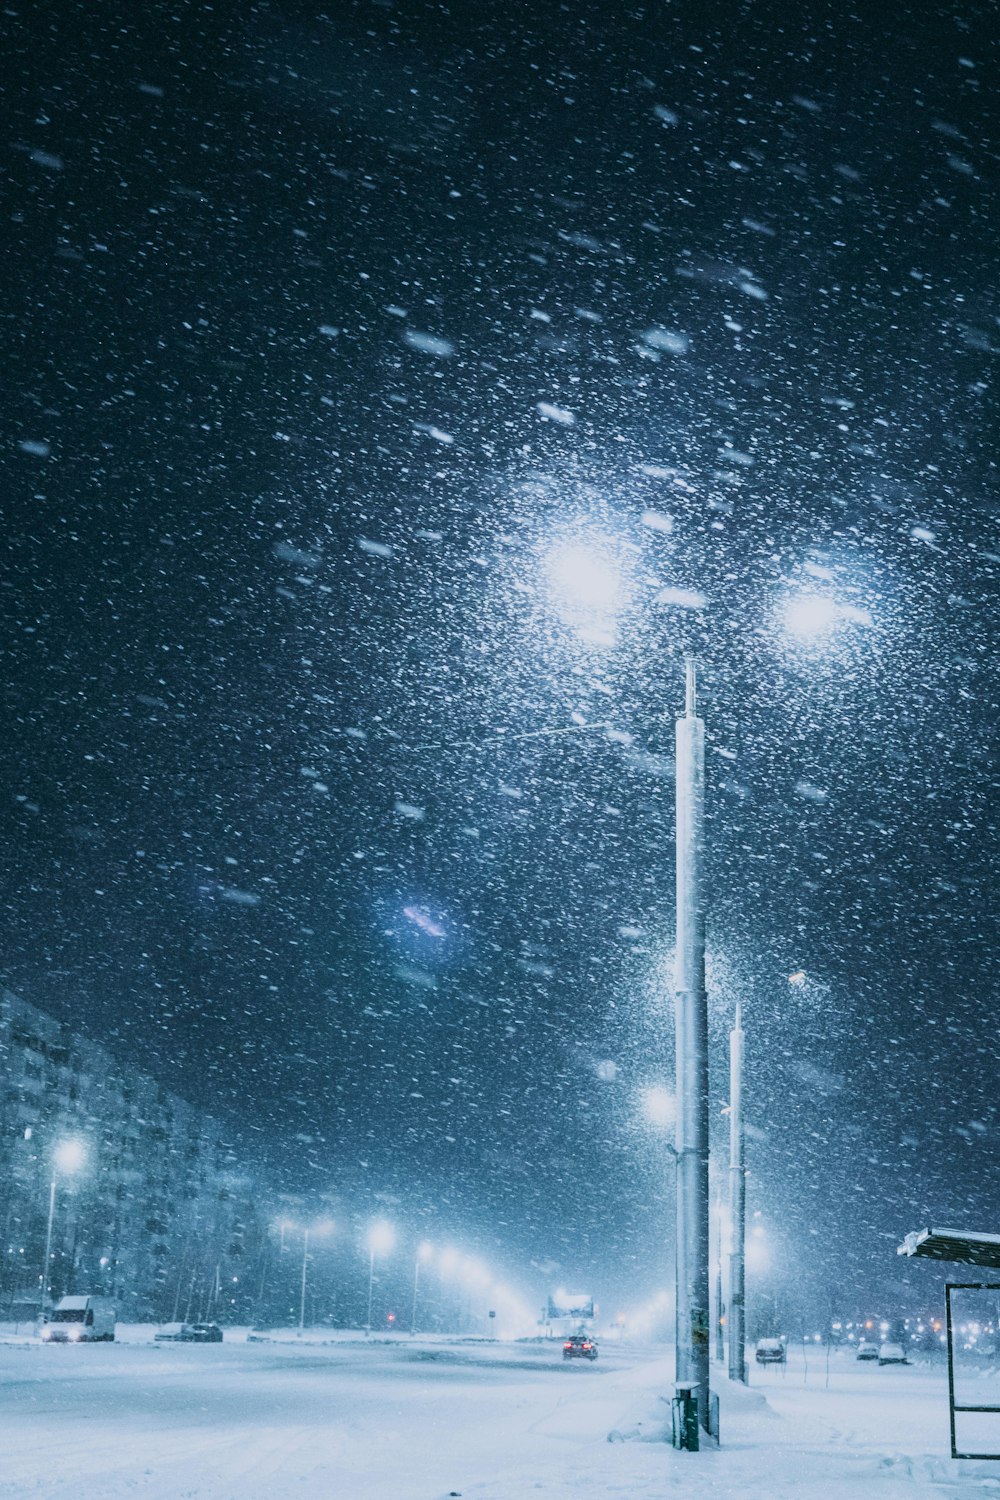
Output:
[
  {"xmin": 366, "ymin": 1249, "xmax": 375, "ymax": 1333},
  {"xmin": 299, "ymin": 1228, "xmax": 309, "ymax": 1333},
  {"xmin": 40, "ymin": 1174, "xmax": 57, "ymax": 1311},
  {"xmin": 674, "ymin": 658, "xmax": 710, "ymax": 1430},
  {"xmin": 714, "ymin": 1186, "xmax": 725, "ymax": 1364},
  {"xmin": 728, "ymin": 1003, "xmax": 747, "ymax": 1384},
  {"xmin": 411, "ymin": 1257, "xmax": 420, "ymax": 1335}
]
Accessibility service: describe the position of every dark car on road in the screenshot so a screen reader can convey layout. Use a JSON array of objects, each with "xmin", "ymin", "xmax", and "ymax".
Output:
[
  {"xmin": 155, "ymin": 1322, "xmax": 224, "ymax": 1343},
  {"xmin": 563, "ymin": 1334, "xmax": 598, "ymax": 1361},
  {"xmin": 755, "ymin": 1337, "xmax": 786, "ymax": 1365}
]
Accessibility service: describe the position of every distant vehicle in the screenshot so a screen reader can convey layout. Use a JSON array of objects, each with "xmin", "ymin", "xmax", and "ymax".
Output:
[
  {"xmin": 856, "ymin": 1340, "xmax": 880, "ymax": 1361},
  {"xmin": 878, "ymin": 1342, "xmax": 908, "ymax": 1366},
  {"xmin": 562, "ymin": 1334, "xmax": 598, "ymax": 1361},
  {"xmin": 155, "ymin": 1322, "xmax": 223, "ymax": 1343},
  {"xmin": 755, "ymin": 1337, "xmax": 786, "ymax": 1365},
  {"xmin": 41, "ymin": 1295, "xmax": 115, "ymax": 1342}
]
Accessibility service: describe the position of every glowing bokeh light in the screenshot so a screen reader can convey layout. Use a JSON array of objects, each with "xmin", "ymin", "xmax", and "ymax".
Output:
[{"xmin": 641, "ymin": 1085, "xmax": 676, "ymax": 1130}]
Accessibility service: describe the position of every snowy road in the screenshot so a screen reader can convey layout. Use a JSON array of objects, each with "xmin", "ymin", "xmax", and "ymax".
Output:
[
  {"xmin": 1, "ymin": 1333, "xmax": 668, "ymax": 1500},
  {"xmin": 2, "ymin": 1332, "xmax": 999, "ymax": 1498}
]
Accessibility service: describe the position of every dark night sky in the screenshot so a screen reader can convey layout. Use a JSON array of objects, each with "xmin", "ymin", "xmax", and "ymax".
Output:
[{"xmin": 3, "ymin": 0, "xmax": 998, "ymax": 1314}]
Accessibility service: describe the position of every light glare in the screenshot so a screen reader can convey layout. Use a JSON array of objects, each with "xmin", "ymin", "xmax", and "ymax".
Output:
[
  {"xmin": 543, "ymin": 534, "xmax": 631, "ymax": 648},
  {"xmin": 53, "ymin": 1139, "xmax": 87, "ymax": 1174},
  {"xmin": 368, "ymin": 1220, "xmax": 395, "ymax": 1255},
  {"xmin": 784, "ymin": 594, "xmax": 840, "ymax": 639}
]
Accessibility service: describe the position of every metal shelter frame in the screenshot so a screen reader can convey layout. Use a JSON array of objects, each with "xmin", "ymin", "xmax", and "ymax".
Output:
[{"xmin": 946, "ymin": 1283, "xmax": 1000, "ymax": 1461}]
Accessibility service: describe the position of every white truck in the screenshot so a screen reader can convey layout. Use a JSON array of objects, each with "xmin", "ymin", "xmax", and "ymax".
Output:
[{"xmin": 41, "ymin": 1295, "xmax": 116, "ymax": 1342}]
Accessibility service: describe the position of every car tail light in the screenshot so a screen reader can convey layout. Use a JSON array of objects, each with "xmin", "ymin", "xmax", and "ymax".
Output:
[{"xmin": 563, "ymin": 1342, "xmax": 572, "ymax": 1349}]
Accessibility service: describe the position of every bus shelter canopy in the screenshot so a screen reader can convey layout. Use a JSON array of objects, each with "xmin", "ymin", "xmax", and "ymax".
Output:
[{"xmin": 898, "ymin": 1228, "xmax": 1000, "ymax": 1268}]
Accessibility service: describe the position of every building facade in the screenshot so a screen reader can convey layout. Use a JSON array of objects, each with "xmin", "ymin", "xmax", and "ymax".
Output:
[{"xmin": 0, "ymin": 989, "xmax": 267, "ymax": 1322}]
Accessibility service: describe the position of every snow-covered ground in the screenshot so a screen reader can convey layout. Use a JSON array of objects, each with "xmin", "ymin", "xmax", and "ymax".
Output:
[{"xmin": 3, "ymin": 1327, "xmax": 1000, "ymax": 1498}]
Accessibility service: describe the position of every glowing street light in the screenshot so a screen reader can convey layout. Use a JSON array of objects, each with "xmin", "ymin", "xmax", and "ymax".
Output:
[
  {"xmin": 783, "ymin": 593, "xmax": 841, "ymax": 641},
  {"xmin": 542, "ymin": 532, "xmax": 632, "ymax": 648},
  {"xmin": 781, "ymin": 589, "xmax": 874, "ymax": 646},
  {"xmin": 746, "ymin": 1219, "xmax": 771, "ymax": 1274},
  {"xmin": 411, "ymin": 1241, "xmax": 433, "ymax": 1335},
  {"xmin": 366, "ymin": 1221, "xmax": 395, "ymax": 1333},
  {"xmin": 41, "ymin": 1139, "xmax": 87, "ymax": 1310}
]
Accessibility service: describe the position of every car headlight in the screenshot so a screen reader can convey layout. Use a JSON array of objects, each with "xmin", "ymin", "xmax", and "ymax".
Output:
[
  {"xmin": 68, "ymin": 1327, "xmax": 82, "ymax": 1341},
  {"xmin": 41, "ymin": 1327, "xmax": 52, "ymax": 1340}
]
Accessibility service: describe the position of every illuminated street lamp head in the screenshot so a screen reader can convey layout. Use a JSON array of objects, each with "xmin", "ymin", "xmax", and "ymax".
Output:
[
  {"xmin": 368, "ymin": 1220, "xmax": 395, "ymax": 1256},
  {"xmin": 53, "ymin": 1139, "xmax": 86, "ymax": 1174},
  {"xmin": 417, "ymin": 1240, "xmax": 434, "ymax": 1263},
  {"xmin": 784, "ymin": 593, "xmax": 840, "ymax": 641},
  {"xmin": 782, "ymin": 589, "xmax": 874, "ymax": 647},
  {"xmin": 543, "ymin": 532, "xmax": 631, "ymax": 648}
]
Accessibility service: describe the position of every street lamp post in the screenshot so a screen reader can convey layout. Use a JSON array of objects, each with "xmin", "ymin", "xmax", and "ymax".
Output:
[
  {"xmin": 291, "ymin": 1219, "xmax": 333, "ymax": 1335},
  {"xmin": 412, "ymin": 1242, "xmax": 432, "ymax": 1335},
  {"xmin": 40, "ymin": 1139, "xmax": 87, "ymax": 1313},
  {"xmin": 299, "ymin": 1228, "xmax": 311, "ymax": 1334},
  {"xmin": 714, "ymin": 1186, "xmax": 725, "ymax": 1365},
  {"xmin": 41, "ymin": 1176, "xmax": 57, "ymax": 1312},
  {"xmin": 674, "ymin": 660, "xmax": 710, "ymax": 1437},
  {"xmin": 728, "ymin": 1003, "xmax": 747, "ymax": 1384}
]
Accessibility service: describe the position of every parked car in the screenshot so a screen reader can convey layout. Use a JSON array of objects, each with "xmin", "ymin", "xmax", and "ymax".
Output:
[
  {"xmin": 562, "ymin": 1333, "xmax": 598, "ymax": 1361},
  {"xmin": 155, "ymin": 1322, "xmax": 223, "ymax": 1343},
  {"xmin": 41, "ymin": 1295, "xmax": 116, "ymax": 1342},
  {"xmin": 856, "ymin": 1340, "xmax": 880, "ymax": 1361},
  {"xmin": 878, "ymin": 1341, "xmax": 908, "ymax": 1366},
  {"xmin": 755, "ymin": 1337, "xmax": 786, "ymax": 1365}
]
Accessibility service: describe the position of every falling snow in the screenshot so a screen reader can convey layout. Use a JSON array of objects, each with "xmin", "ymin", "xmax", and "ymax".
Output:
[{"xmin": 2, "ymin": 0, "xmax": 999, "ymax": 1491}]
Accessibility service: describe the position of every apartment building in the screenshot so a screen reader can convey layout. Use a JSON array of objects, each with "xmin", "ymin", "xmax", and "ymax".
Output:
[{"xmin": 0, "ymin": 988, "xmax": 265, "ymax": 1321}]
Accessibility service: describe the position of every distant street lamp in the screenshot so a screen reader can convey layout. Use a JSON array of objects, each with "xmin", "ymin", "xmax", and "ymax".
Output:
[
  {"xmin": 298, "ymin": 1231, "xmax": 309, "ymax": 1333},
  {"xmin": 366, "ymin": 1221, "xmax": 395, "ymax": 1334},
  {"xmin": 296, "ymin": 1219, "xmax": 335, "ymax": 1334},
  {"xmin": 411, "ymin": 1241, "xmax": 433, "ymax": 1335},
  {"xmin": 41, "ymin": 1139, "xmax": 87, "ymax": 1311}
]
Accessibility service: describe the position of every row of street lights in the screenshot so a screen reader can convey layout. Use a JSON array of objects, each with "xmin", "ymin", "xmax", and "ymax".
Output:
[
  {"xmin": 272, "ymin": 1218, "xmax": 519, "ymax": 1334},
  {"xmin": 274, "ymin": 1217, "xmax": 394, "ymax": 1334},
  {"xmin": 21, "ymin": 1139, "xmax": 522, "ymax": 1335}
]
